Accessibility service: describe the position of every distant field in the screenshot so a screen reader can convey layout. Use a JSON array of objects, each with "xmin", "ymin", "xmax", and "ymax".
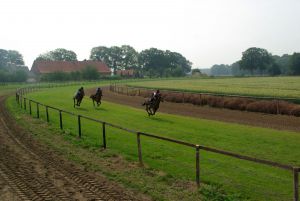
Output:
[
  {"xmin": 126, "ymin": 76, "xmax": 300, "ymax": 99},
  {"xmin": 13, "ymin": 85, "xmax": 300, "ymax": 201}
]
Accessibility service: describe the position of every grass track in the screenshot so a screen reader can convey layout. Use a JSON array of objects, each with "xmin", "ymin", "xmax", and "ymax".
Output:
[{"xmin": 18, "ymin": 85, "xmax": 300, "ymax": 200}]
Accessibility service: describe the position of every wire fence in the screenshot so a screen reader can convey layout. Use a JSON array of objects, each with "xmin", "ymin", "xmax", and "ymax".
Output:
[{"xmin": 16, "ymin": 86, "xmax": 300, "ymax": 201}]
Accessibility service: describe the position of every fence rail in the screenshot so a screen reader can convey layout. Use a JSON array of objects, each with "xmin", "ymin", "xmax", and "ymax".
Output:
[
  {"xmin": 117, "ymin": 84, "xmax": 300, "ymax": 103},
  {"xmin": 15, "ymin": 86, "xmax": 300, "ymax": 201},
  {"xmin": 110, "ymin": 84, "xmax": 300, "ymax": 118}
]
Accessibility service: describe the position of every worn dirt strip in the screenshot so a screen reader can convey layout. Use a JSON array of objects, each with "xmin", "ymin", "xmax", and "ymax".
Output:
[
  {"xmin": 100, "ymin": 88, "xmax": 300, "ymax": 133},
  {"xmin": 0, "ymin": 95, "xmax": 145, "ymax": 201}
]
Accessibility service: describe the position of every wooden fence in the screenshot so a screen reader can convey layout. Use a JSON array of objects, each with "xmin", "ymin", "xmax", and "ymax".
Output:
[
  {"xmin": 16, "ymin": 86, "xmax": 299, "ymax": 201},
  {"xmin": 111, "ymin": 84, "xmax": 300, "ymax": 104}
]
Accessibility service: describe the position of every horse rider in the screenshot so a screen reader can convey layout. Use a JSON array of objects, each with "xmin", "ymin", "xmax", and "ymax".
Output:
[
  {"xmin": 76, "ymin": 87, "xmax": 84, "ymax": 98},
  {"xmin": 95, "ymin": 87, "xmax": 102, "ymax": 97},
  {"xmin": 150, "ymin": 89, "xmax": 161, "ymax": 103}
]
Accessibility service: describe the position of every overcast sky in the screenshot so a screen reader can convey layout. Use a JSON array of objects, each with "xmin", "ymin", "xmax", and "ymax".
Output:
[{"xmin": 1, "ymin": 0, "xmax": 300, "ymax": 69}]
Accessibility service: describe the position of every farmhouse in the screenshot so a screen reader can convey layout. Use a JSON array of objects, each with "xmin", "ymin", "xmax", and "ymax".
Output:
[{"xmin": 31, "ymin": 60, "xmax": 111, "ymax": 75}]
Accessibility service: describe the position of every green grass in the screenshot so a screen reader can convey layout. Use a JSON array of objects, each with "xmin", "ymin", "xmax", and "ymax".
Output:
[
  {"xmin": 16, "ymin": 85, "xmax": 300, "ymax": 201},
  {"xmin": 126, "ymin": 76, "xmax": 300, "ymax": 99},
  {"xmin": 0, "ymin": 83, "xmax": 24, "ymax": 96}
]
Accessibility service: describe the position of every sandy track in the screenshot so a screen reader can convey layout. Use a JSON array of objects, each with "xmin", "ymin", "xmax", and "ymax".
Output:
[
  {"xmin": 100, "ymin": 88, "xmax": 300, "ymax": 133},
  {"xmin": 0, "ymin": 95, "xmax": 143, "ymax": 201}
]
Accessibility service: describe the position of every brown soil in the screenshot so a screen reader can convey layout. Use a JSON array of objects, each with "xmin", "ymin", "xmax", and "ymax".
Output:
[
  {"xmin": 0, "ymin": 95, "xmax": 147, "ymax": 201},
  {"xmin": 100, "ymin": 88, "xmax": 300, "ymax": 133}
]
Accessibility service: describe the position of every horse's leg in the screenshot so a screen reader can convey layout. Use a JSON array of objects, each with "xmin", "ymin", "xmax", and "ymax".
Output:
[
  {"xmin": 145, "ymin": 105, "xmax": 150, "ymax": 116},
  {"xmin": 150, "ymin": 106, "xmax": 155, "ymax": 116},
  {"xmin": 73, "ymin": 98, "xmax": 75, "ymax": 108},
  {"xmin": 153, "ymin": 108, "xmax": 157, "ymax": 115}
]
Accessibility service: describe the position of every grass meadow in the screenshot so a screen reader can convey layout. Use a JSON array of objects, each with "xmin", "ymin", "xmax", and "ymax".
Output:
[
  {"xmin": 11, "ymin": 84, "xmax": 300, "ymax": 201},
  {"xmin": 126, "ymin": 76, "xmax": 300, "ymax": 99}
]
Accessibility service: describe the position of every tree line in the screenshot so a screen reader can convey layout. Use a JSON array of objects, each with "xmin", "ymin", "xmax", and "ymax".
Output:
[
  {"xmin": 2, "ymin": 46, "xmax": 300, "ymax": 82},
  {"xmin": 0, "ymin": 49, "xmax": 28, "ymax": 82},
  {"xmin": 207, "ymin": 47, "xmax": 300, "ymax": 76},
  {"xmin": 36, "ymin": 45, "xmax": 192, "ymax": 78}
]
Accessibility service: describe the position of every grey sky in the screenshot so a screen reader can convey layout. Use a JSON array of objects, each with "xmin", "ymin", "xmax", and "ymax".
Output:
[{"xmin": 1, "ymin": 0, "xmax": 299, "ymax": 69}]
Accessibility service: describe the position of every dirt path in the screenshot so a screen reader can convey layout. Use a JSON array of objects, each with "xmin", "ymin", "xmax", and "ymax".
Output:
[
  {"xmin": 0, "ymin": 95, "xmax": 144, "ymax": 201},
  {"xmin": 101, "ymin": 88, "xmax": 300, "ymax": 133}
]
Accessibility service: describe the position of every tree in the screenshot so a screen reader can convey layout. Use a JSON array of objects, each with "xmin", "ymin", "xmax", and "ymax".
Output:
[
  {"xmin": 139, "ymin": 48, "xmax": 167, "ymax": 77},
  {"xmin": 13, "ymin": 69, "xmax": 28, "ymax": 82},
  {"xmin": 0, "ymin": 49, "xmax": 9, "ymax": 68},
  {"xmin": 211, "ymin": 64, "xmax": 231, "ymax": 76},
  {"xmin": 120, "ymin": 45, "xmax": 139, "ymax": 70},
  {"xmin": 192, "ymin": 68, "xmax": 202, "ymax": 75},
  {"xmin": 35, "ymin": 52, "xmax": 52, "ymax": 61},
  {"xmin": 0, "ymin": 49, "xmax": 27, "ymax": 82},
  {"xmin": 50, "ymin": 48, "xmax": 77, "ymax": 61},
  {"xmin": 273, "ymin": 54, "xmax": 291, "ymax": 75},
  {"xmin": 165, "ymin": 50, "xmax": 192, "ymax": 77},
  {"xmin": 90, "ymin": 46, "xmax": 123, "ymax": 74},
  {"xmin": 81, "ymin": 66, "xmax": 99, "ymax": 80},
  {"xmin": 139, "ymin": 48, "xmax": 191, "ymax": 77},
  {"xmin": 109, "ymin": 46, "xmax": 123, "ymax": 74},
  {"xmin": 7, "ymin": 50, "xmax": 24, "ymax": 65},
  {"xmin": 90, "ymin": 46, "xmax": 110, "ymax": 63},
  {"xmin": 0, "ymin": 49, "xmax": 25, "ymax": 68},
  {"xmin": 35, "ymin": 48, "xmax": 77, "ymax": 61},
  {"xmin": 267, "ymin": 62, "xmax": 281, "ymax": 76},
  {"xmin": 239, "ymin": 47, "xmax": 272, "ymax": 75},
  {"xmin": 290, "ymin": 53, "xmax": 300, "ymax": 75}
]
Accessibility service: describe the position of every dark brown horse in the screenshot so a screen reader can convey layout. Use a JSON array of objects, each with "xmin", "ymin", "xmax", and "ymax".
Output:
[
  {"xmin": 90, "ymin": 93, "xmax": 102, "ymax": 107},
  {"xmin": 73, "ymin": 90, "xmax": 85, "ymax": 107},
  {"xmin": 142, "ymin": 95, "xmax": 163, "ymax": 116}
]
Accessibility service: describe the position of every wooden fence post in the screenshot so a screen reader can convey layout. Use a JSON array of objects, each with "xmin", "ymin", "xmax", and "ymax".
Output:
[
  {"xmin": 294, "ymin": 168, "xmax": 299, "ymax": 201},
  {"xmin": 46, "ymin": 106, "xmax": 49, "ymax": 122},
  {"xmin": 20, "ymin": 96, "xmax": 23, "ymax": 108},
  {"xmin": 36, "ymin": 103, "xmax": 39, "ymax": 118},
  {"xmin": 29, "ymin": 100, "xmax": 32, "ymax": 115},
  {"xmin": 196, "ymin": 145, "xmax": 200, "ymax": 187},
  {"xmin": 199, "ymin": 94, "xmax": 202, "ymax": 106},
  {"xmin": 182, "ymin": 92, "xmax": 185, "ymax": 103},
  {"xmin": 137, "ymin": 132, "xmax": 143, "ymax": 166},
  {"xmin": 59, "ymin": 110, "xmax": 63, "ymax": 129},
  {"xmin": 78, "ymin": 115, "xmax": 81, "ymax": 138},
  {"xmin": 102, "ymin": 122, "xmax": 106, "ymax": 148},
  {"xmin": 24, "ymin": 98, "xmax": 26, "ymax": 110}
]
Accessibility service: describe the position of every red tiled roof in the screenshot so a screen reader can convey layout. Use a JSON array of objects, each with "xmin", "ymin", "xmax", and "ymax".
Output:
[{"xmin": 31, "ymin": 60, "xmax": 111, "ymax": 74}]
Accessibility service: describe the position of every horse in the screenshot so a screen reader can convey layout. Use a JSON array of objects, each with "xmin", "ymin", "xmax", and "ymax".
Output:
[
  {"xmin": 90, "ymin": 93, "xmax": 102, "ymax": 107},
  {"xmin": 73, "ymin": 90, "xmax": 85, "ymax": 108},
  {"xmin": 142, "ymin": 95, "xmax": 163, "ymax": 116}
]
